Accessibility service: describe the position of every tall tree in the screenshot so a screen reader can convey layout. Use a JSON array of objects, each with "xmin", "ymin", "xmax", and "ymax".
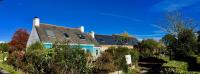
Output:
[
  {"xmin": 158, "ymin": 12, "xmax": 198, "ymax": 37},
  {"xmin": 9, "ymin": 29, "xmax": 29, "ymax": 52},
  {"xmin": 176, "ymin": 29, "xmax": 198, "ymax": 56},
  {"xmin": 158, "ymin": 12, "xmax": 200, "ymax": 59},
  {"xmin": 7, "ymin": 29, "xmax": 29, "ymax": 66},
  {"xmin": 162, "ymin": 34, "xmax": 177, "ymax": 60},
  {"xmin": 139, "ymin": 39, "xmax": 160, "ymax": 50}
]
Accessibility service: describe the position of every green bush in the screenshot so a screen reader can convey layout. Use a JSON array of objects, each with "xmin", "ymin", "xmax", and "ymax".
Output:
[
  {"xmin": 123, "ymin": 69, "xmax": 137, "ymax": 74},
  {"xmin": 97, "ymin": 46, "xmax": 139, "ymax": 73},
  {"xmin": 140, "ymin": 49, "xmax": 154, "ymax": 58},
  {"xmin": 16, "ymin": 42, "xmax": 93, "ymax": 74}
]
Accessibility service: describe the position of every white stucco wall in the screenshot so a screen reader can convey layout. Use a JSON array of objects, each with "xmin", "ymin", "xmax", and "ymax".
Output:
[{"xmin": 26, "ymin": 26, "xmax": 40, "ymax": 48}]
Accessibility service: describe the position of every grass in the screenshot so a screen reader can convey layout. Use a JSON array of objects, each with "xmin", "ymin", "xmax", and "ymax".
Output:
[
  {"xmin": 0, "ymin": 53, "xmax": 25, "ymax": 74},
  {"xmin": 159, "ymin": 55, "xmax": 200, "ymax": 74},
  {"xmin": 162, "ymin": 60, "xmax": 188, "ymax": 72},
  {"xmin": 0, "ymin": 62, "xmax": 24, "ymax": 74},
  {"xmin": 159, "ymin": 56, "xmax": 188, "ymax": 71}
]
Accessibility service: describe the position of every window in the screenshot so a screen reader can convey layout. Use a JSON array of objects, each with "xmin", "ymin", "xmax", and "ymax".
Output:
[
  {"xmin": 46, "ymin": 30, "xmax": 55, "ymax": 37},
  {"xmin": 86, "ymin": 49, "xmax": 90, "ymax": 53},
  {"xmin": 64, "ymin": 33, "xmax": 69, "ymax": 38},
  {"xmin": 77, "ymin": 34, "xmax": 85, "ymax": 39},
  {"xmin": 96, "ymin": 49, "xmax": 98, "ymax": 55}
]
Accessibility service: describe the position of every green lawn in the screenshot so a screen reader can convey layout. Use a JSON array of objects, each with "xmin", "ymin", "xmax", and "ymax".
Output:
[{"xmin": 158, "ymin": 55, "xmax": 200, "ymax": 74}]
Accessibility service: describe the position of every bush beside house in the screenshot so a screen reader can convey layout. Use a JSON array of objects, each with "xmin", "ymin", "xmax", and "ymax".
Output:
[{"xmin": 94, "ymin": 46, "xmax": 140, "ymax": 73}]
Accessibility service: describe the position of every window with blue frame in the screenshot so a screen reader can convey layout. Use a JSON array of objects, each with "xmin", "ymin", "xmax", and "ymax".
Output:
[{"xmin": 96, "ymin": 49, "xmax": 98, "ymax": 55}]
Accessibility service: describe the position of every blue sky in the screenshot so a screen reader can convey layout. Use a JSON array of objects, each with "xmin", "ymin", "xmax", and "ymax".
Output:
[{"xmin": 0, "ymin": 0, "xmax": 200, "ymax": 41}]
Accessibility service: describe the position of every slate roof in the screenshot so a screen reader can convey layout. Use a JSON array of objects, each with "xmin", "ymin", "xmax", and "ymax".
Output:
[
  {"xmin": 35, "ymin": 24, "xmax": 98, "ymax": 45},
  {"xmin": 95, "ymin": 34, "xmax": 138, "ymax": 45}
]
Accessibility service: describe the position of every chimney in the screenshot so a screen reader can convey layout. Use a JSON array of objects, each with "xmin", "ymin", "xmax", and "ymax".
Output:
[
  {"xmin": 79, "ymin": 26, "xmax": 84, "ymax": 33},
  {"xmin": 33, "ymin": 17, "xmax": 40, "ymax": 27},
  {"xmin": 89, "ymin": 31, "xmax": 95, "ymax": 38}
]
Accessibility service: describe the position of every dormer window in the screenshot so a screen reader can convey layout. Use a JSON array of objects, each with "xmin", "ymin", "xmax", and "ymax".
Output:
[
  {"xmin": 46, "ymin": 30, "xmax": 55, "ymax": 38},
  {"xmin": 77, "ymin": 34, "xmax": 85, "ymax": 39},
  {"xmin": 64, "ymin": 33, "xmax": 69, "ymax": 39}
]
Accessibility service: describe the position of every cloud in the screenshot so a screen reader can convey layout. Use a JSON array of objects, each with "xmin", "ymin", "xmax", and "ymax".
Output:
[
  {"xmin": 100, "ymin": 13, "xmax": 143, "ymax": 22},
  {"xmin": 153, "ymin": 30, "xmax": 165, "ymax": 34},
  {"xmin": 135, "ymin": 34, "xmax": 165, "ymax": 37},
  {"xmin": 134, "ymin": 24, "xmax": 167, "ymax": 41},
  {"xmin": 151, "ymin": 24, "xmax": 167, "ymax": 32},
  {"xmin": 134, "ymin": 33, "xmax": 165, "ymax": 41},
  {"xmin": 136, "ymin": 36, "xmax": 163, "ymax": 41},
  {"xmin": 151, "ymin": 0, "xmax": 200, "ymax": 12}
]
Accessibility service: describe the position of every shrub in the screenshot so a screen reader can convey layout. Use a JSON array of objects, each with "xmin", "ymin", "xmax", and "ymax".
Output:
[
  {"xmin": 93, "ymin": 52, "xmax": 116, "ymax": 73},
  {"xmin": 22, "ymin": 42, "xmax": 92, "ymax": 74},
  {"xmin": 95, "ymin": 46, "xmax": 139, "ymax": 73},
  {"xmin": 140, "ymin": 48, "xmax": 154, "ymax": 58},
  {"xmin": 130, "ymin": 48, "xmax": 139, "ymax": 64}
]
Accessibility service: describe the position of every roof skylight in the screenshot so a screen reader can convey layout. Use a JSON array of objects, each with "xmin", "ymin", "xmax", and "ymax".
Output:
[{"xmin": 46, "ymin": 30, "xmax": 55, "ymax": 37}]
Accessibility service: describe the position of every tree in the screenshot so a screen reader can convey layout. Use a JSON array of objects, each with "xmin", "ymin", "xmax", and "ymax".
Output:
[
  {"xmin": 158, "ymin": 12, "xmax": 198, "ymax": 37},
  {"xmin": 138, "ymin": 39, "xmax": 162, "ymax": 57},
  {"xmin": 9, "ymin": 29, "xmax": 29, "ymax": 52},
  {"xmin": 162, "ymin": 34, "xmax": 177, "ymax": 60},
  {"xmin": 176, "ymin": 29, "xmax": 198, "ymax": 57},
  {"xmin": 139, "ymin": 39, "xmax": 160, "ymax": 50},
  {"xmin": 162, "ymin": 34, "xmax": 177, "ymax": 47},
  {"xmin": 158, "ymin": 12, "xmax": 200, "ymax": 59},
  {"xmin": 7, "ymin": 29, "xmax": 29, "ymax": 67}
]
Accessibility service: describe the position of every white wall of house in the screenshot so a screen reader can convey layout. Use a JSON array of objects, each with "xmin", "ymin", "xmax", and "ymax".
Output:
[{"xmin": 26, "ymin": 26, "xmax": 40, "ymax": 48}]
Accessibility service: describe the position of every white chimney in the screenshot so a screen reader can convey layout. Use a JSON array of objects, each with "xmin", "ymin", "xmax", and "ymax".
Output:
[
  {"xmin": 89, "ymin": 31, "xmax": 95, "ymax": 38},
  {"xmin": 80, "ymin": 26, "xmax": 84, "ymax": 33},
  {"xmin": 33, "ymin": 17, "xmax": 40, "ymax": 27}
]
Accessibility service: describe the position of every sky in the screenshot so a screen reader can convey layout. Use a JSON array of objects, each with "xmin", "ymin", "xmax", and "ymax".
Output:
[{"xmin": 1, "ymin": 0, "xmax": 200, "ymax": 42}]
